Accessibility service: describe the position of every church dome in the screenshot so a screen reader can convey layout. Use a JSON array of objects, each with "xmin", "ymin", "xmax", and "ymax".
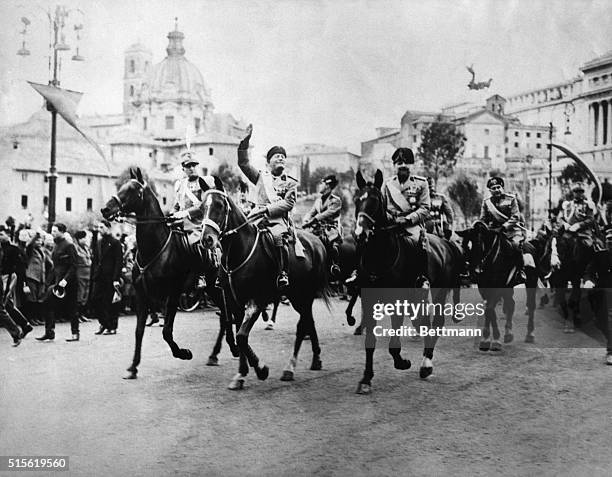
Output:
[{"xmin": 138, "ymin": 21, "xmax": 211, "ymax": 106}]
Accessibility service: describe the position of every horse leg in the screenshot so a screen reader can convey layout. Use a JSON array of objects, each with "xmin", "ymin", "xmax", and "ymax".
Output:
[
  {"xmin": 346, "ymin": 288, "xmax": 359, "ymax": 326},
  {"xmin": 237, "ymin": 302, "xmax": 268, "ymax": 378},
  {"xmin": 525, "ymin": 274, "xmax": 537, "ymax": 342},
  {"xmin": 161, "ymin": 291, "xmax": 192, "ymax": 360},
  {"xmin": 389, "ymin": 314, "xmax": 411, "ymax": 370},
  {"xmin": 420, "ymin": 289, "xmax": 447, "ymax": 379},
  {"xmin": 206, "ymin": 310, "xmax": 225, "ymax": 366},
  {"xmin": 356, "ymin": 317, "xmax": 376, "ymax": 394},
  {"xmin": 503, "ymin": 289, "xmax": 515, "ymax": 343},
  {"xmin": 568, "ymin": 282, "xmax": 581, "ymax": 331},
  {"xmin": 124, "ymin": 287, "xmax": 148, "ymax": 379},
  {"xmin": 490, "ymin": 293, "xmax": 502, "ymax": 351},
  {"xmin": 265, "ymin": 299, "xmax": 279, "ymax": 330},
  {"xmin": 480, "ymin": 297, "xmax": 493, "ymax": 351}
]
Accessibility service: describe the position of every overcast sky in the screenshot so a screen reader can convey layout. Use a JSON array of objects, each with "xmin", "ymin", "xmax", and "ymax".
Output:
[{"xmin": 1, "ymin": 0, "xmax": 611, "ymax": 158}]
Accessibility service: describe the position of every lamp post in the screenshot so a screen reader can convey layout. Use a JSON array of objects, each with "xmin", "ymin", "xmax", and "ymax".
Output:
[
  {"xmin": 17, "ymin": 5, "xmax": 85, "ymax": 232},
  {"xmin": 548, "ymin": 122, "xmax": 553, "ymax": 221}
]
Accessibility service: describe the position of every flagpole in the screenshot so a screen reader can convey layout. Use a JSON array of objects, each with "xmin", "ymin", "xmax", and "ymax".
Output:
[{"xmin": 47, "ymin": 19, "xmax": 60, "ymax": 232}]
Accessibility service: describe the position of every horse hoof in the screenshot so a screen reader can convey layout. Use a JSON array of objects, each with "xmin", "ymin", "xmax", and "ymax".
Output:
[
  {"xmin": 280, "ymin": 370, "xmax": 294, "ymax": 381},
  {"xmin": 356, "ymin": 383, "xmax": 371, "ymax": 395},
  {"xmin": 353, "ymin": 326, "xmax": 363, "ymax": 336},
  {"xmin": 504, "ymin": 333, "xmax": 514, "ymax": 344},
  {"xmin": 479, "ymin": 341, "xmax": 491, "ymax": 351},
  {"xmin": 177, "ymin": 349, "xmax": 193, "ymax": 360},
  {"xmin": 228, "ymin": 379, "xmax": 245, "ymax": 390},
  {"xmin": 256, "ymin": 365, "xmax": 269, "ymax": 381},
  {"xmin": 419, "ymin": 366, "xmax": 433, "ymax": 379},
  {"xmin": 525, "ymin": 334, "xmax": 535, "ymax": 343},
  {"xmin": 206, "ymin": 356, "xmax": 219, "ymax": 366},
  {"xmin": 490, "ymin": 341, "xmax": 502, "ymax": 351},
  {"xmin": 122, "ymin": 370, "xmax": 138, "ymax": 380},
  {"xmin": 394, "ymin": 359, "xmax": 411, "ymax": 370},
  {"xmin": 265, "ymin": 323, "xmax": 274, "ymax": 330},
  {"xmin": 347, "ymin": 315, "xmax": 356, "ymax": 326},
  {"xmin": 310, "ymin": 358, "xmax": 322, "ymax": 371}
]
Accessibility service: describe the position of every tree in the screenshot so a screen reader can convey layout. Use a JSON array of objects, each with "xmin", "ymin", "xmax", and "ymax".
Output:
[
  {"xmin": 447, "ymin": 174, "xmax": 483, "ymax": 226},
  {"xmin": 301, "ymin": 157, "xmax": 311, "ymax": 192},
  {"xmin": 557, "ymin": 163, "xmax": 589, "ymax": 186},
  {"xmin": 417, "ymin": 116, "xmax": 466, "ymax": 186}
]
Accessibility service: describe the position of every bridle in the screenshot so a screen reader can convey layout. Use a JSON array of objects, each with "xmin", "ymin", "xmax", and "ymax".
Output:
[{"xmin": 109, "ymin": 179, "xmax": 168, "ymax": 224}]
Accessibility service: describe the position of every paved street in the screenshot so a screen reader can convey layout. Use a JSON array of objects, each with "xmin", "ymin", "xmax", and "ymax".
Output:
[{"xmin": 1, "ymin": 293, "xmax": 611, "ymax": 477}]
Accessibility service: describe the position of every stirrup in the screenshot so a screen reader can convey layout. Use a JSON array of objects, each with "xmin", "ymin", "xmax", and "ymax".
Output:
[
  {"xmin": 416, "ymin": 276, "xmax": 430, "ymax": 289},
  {"xmin": 345, "ymin": 270, "xmax": 358, "ymax": 284},
  {"xmin": 277, "ymin": 273, "xmax": 289, "ymax": 289},
  {"xmin": 330, "ymin": 264, "xmax": 341, "ymax": 278}
]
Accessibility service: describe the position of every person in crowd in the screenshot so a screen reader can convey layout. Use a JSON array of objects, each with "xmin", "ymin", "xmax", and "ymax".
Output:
[
  {"xmin": 91, "ymin": 220, "xmax": 123, "ymax": 335},
  {"xmin": 74, "ymin": 230, "xmax": 92, "ymax": 322},
  {"xmin": 36, "ymin": 223, "xmax": 79, "ymax": 342},
  {"xmin": 0, "ymin": 225, "xmax": 33, "ymax": 346},
  {"xmin": 23, "ymin": 230, "xmax": 51, "ymax": 325}
]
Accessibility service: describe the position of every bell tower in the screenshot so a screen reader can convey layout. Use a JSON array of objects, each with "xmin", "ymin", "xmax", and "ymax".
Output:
[{"xmin": 123, "ymin": 42, "xmax": 152, "ymax": 119}]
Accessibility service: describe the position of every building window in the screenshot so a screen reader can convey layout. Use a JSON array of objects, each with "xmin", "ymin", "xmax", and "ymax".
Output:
[
  {"xmin": 514, "ymin": 142, "xmax": 519, "ymax": 148},
  {"xmin": 21, "ymin": 172, "xmax": 28, "ymax": 182},
  {"xmin": 484, "ymin": 146, "xmax": 489, "ymax": 158},
  {"xmin": 536, "ymin": 143, "xmax": 541, "ymax": 149},
  {"xmin": 67, "ymin": 176, "xmax": 72, "ymax": 184},
  {"xmin": 87, "ymin": 177, "xmax": 92, "ymax": 185},
  {"xmin": 194, "ymin": 117, "xmax": 201, "ymax": 133},
  {"xmin": 526, "ymin": 132, "xmax": 531, "ymax": 138},
  {"xmin": 44, "ymin": 176, "xmax": 48, "ymax": 183},
  {"xmin": 484, "ymin": 128, "xmax": 490, "ymax": 135},
  {"xmin": 202, "ymin": 168, "xmax": 208, "ymax": 175},
  {"xmin": 514, "ymin": 131, "xmax": 519, "ymax": 137},
  {"xmin": 143, "ymin": 117, "xmax": 148, "ymax": 131},
  {"xmin": 413, "ymin": 135, "xmax": 417, "ymax": 143},
  {"xmin": 13, "ymin": 140, "xmax": 19, "ymax": 150},
  {"xmin": 165, "ymin": 116, "xmax": 174, "ymax": 130},
  {"xmin": 43, "ymin": 196, "xmax": 48, "ymax": 207},
  {"xmin": 537, "ymin": 132, "xmax": 541, "ymax": 138},
  {"xmin": 505, "ymin": 147, "xmax": 508, "ymax": 154},
  {"xmin": 209, "ymin": 147, "xmax": 214, "ymax": 156},
  {"xmin": 129, "ymin": 85, "xmax": 134, "ymax": 97},
  {"xmin": 129, "ymin": 59, "xmax": 135, "ymax": 73},
  {"xmin": 86, "ymin": 198, "xmax": 93, "ymax": 211},
  {"xmin": 162, "ymin": 197, "xmax": 167, "ymax": 205},
  {"xmin": 66, "ymin": 197, "xmax": 72, "ymax": 212},
  {"xmin": 21, "ymin": 195, "xmax": 28, "ymax": 209},
  {"xmin": 505, "ymin": 137, "xmax": 508, "ymax": 143}
]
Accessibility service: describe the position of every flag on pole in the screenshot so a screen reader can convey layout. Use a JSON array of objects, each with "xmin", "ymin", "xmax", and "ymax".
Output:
[{"xmin": 28, "ymin": 81, "xmax": 111, "ymax": 176}]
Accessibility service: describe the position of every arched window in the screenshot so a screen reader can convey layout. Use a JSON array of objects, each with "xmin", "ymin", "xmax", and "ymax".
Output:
[
  {"xmin": 129, "ymin": 85, "xmax": 134, "ymax": 97},
  {"xmin": 129, "ymin": 59, "xmax": 135, "ymax": 74}
]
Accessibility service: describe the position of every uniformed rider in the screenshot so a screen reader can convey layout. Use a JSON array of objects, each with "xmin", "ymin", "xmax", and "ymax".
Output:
[
  {"xmin": 302, "ymin": 174, "xmax": 343, "ymax": 277},
  {"xmin": 169, "ymin": 151, "xmax": 216, "ymax": 243},
  {"xmin": 383, "ymin": 147, "xmax": 431, "ymax": 287},
  {"xmin": 558, "ymin": 182, "xmax": 598, "ymax": 245},
  {"xmin": 479, "ymin": 176, "xmax": 525, "ymax": 286},
  {"xmin": 238, "ymin": 124, "xmax": 297, "ymax": 290},
  {"xmin": 424, "ymin": 177, "xmax": 454, "ymax": 239}
]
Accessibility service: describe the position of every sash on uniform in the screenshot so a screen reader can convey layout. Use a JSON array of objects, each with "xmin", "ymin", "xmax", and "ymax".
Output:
[
  {"xmin": 386, "ymin": 180, "xmax": 412, "ymax": 212},
  {"xmin": 485, "ymin": 198, "xmax": 509, "ymax": 222}
]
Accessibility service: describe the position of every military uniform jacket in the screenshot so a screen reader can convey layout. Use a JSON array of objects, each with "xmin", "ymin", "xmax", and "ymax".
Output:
[
  {"xmin": 238, "ymin": 148, "xmax": 297, "ymax": 225},
  {"xmin": 303, "ymin": 192, "xmax": 342, "ymax": 227},
  {"xmin": 479, "ymin": 193, "xmax": 521, "ymax": 228},
  {"xmin": 427, "ymin": 192, "xmax": 454, "ymax": 228},
  {"xmin": 559, "ymin": 199, "xmax": 597, "ymax": 235},
  {"xmin": 175, "ymin": 176, "xmax": 216, "ymax": 227},
  {"xmin": 382, "ymin": 175, "xmax": 430, "ymax": 225}
]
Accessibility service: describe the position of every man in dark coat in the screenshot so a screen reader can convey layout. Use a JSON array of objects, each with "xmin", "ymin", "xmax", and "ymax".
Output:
[
  {"xmin": 0, "ymin": 225, "xmax": 33, "ymax": 346},
  {"xmin": 91, "ymin": 220, "xmax": 123, "ymax": 334},
  {"xmin": 36, "ymin": 223, "xmax": 79, "ymax": 341}
]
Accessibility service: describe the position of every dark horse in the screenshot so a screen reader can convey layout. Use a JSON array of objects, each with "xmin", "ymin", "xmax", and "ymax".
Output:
[
  {"xmin": 199, "ymin": 186, "xmax": 331, "ymax": 390},
  {"xmin": 457, "ymin": 221, "xmax": 519, "ymax": 350},
  {"xmin": 353, "ymin": 170, "xmax": 463, "ymax": 394},
  {"xmin": 101, "ymin": 168, "xmax": 237, "ymax": 379},
  {"xmin": 549, "ymin": 228, "xmax": 596, "ymax": 333}
]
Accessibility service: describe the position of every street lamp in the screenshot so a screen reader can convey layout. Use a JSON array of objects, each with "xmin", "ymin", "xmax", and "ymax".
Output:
[{"xmin": 17, "ymin": 5, "xmax": 85, "ymax": 232}]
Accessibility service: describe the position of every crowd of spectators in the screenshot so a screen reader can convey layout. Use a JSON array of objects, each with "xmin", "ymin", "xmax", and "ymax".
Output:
[{"xmin": 1, "ymin": 216, "xmax": 137, "ymax": 346}]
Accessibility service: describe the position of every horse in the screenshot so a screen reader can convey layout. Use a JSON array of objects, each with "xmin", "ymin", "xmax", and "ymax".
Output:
[
  {"xmin": 100, "ymin": 167, "xmax": 237, "ymax": 379},
  {"xmin": 548, "ymin": 228, "xmax": 597, "ymax": 333},
  {"xmin": 198, "ymin": 185, "xmax": 332, "ymax": 390},
  {"xmin": 457, "ymin": 221, "xmax": 521, "ymax": 351},
  {"xmin": 353, "ymin": 170, "xmax": 463, "ymax": 394}
]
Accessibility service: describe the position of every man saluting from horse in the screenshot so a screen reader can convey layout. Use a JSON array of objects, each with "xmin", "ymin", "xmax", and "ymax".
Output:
[
  {"xmin": 479, "ymin": 176, "xmax": 525, "ymax": 286},
  {"xmin": 238, "ymin": 124, "xmax": 298, "ymax": 290}
]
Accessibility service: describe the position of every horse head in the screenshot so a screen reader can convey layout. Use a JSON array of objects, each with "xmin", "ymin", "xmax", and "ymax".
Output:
[
  {"xmin": 456, "ymin": 220, "xmax": 495, "ymax": 275},
  {"xmin": 200, "ymin": 177, "xmax": 232, "ymax": 249},
  {"xmin": 101, "ymin": 167, "xmax": 147, "ymax": 220},
  {"xmin": 354, "ymin": 169, "xmax": 385, "ymax": 242}
]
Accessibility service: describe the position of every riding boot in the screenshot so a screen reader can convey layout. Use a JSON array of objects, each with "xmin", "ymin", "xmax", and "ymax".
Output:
[
  {"xmin": 416, "ymin": 230, "xmax": 430, "ymax": 288},
  {"xmin": 330, "ymin": 242, "xmax": 341, "ymax": 278},
  {"xmin": 510, "ymin": 242, "xmax": 526, "ymax": 287},
  {"xmin": 276, "ymin": 242, "xmax": 290, "ymax": 290}
]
